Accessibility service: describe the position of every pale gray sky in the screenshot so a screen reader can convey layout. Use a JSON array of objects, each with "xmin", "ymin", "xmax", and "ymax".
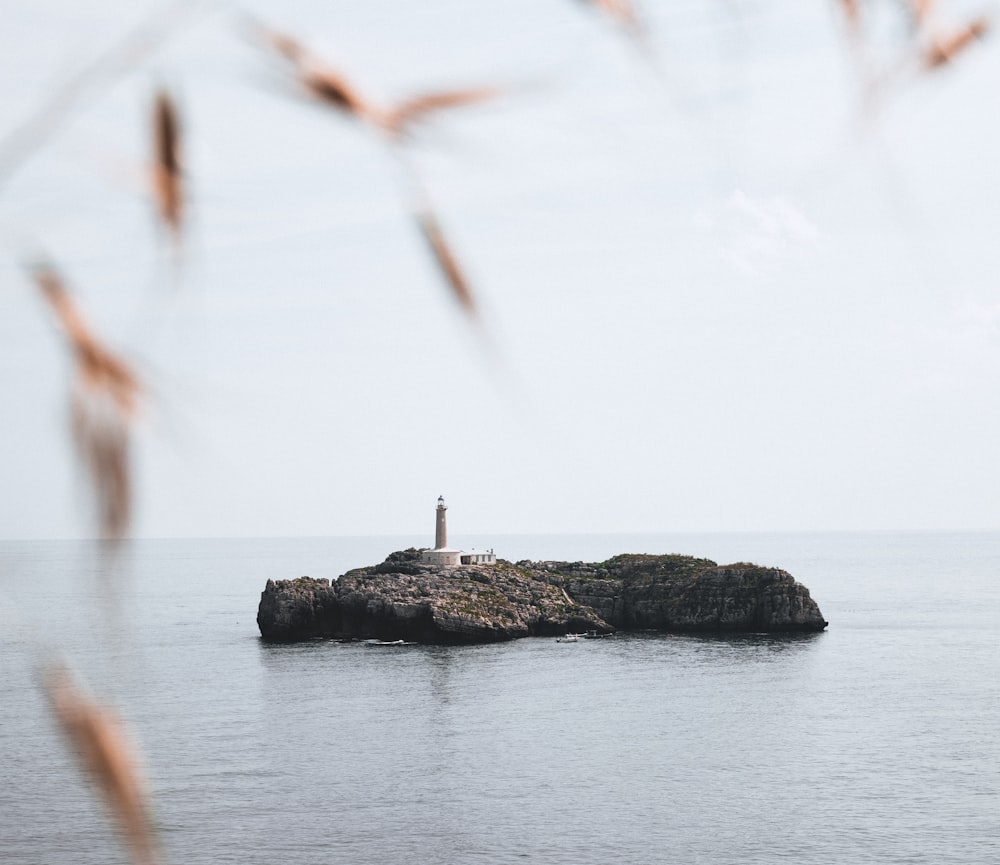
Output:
[{"xmin": 2, "ymin": 0, "xmax": 999, "ymax": 539}]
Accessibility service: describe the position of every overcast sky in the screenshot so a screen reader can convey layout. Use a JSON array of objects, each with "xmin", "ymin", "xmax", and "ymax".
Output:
[{"xmin": 2, "ymin": 0, "xmax": 999, "ymax": 539}]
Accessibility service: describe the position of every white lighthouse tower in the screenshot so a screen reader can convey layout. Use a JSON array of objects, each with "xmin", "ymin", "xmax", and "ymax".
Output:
[
  {"xmin": 435, "ymin": 495, "xmax": 448, "ymax": 549},
  {"xmin": 420, "ymin": 495, "xmax": 463, "ymax": 566}
]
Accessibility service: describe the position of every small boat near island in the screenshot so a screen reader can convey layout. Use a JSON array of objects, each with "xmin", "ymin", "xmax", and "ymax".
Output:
[
  {"xmin": 557, "ymin": 630, "xmax": 613, "ymax": 642},
  {"xmin": 363, "ymin": 639, "xmax": 412, "ymax": 647}
]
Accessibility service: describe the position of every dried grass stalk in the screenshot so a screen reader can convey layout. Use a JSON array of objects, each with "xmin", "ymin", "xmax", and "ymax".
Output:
[
  {"xmin": 44, "ymin": 663, "xmax": 160, "ymax": 865},
  {"xmin": 384, "ymin": 87, "xmax": 499, "ymax": 137},
  {"xmin": 585, "ymin": 0, "xmax": 645, "ymax": 43},
  {"xmin": 257, "ymin": 23, "xmax": 498, "ymax": 136},
  {"xmin": 0, "ymin": 1, "xmax": 200, "ymax": 191},
  {"xmin": 923, "ymin": 16, "xmax": 990, "ymax": 69},
  {"xmin": 836, "ymin": 0, "xmax": 862, "ymax": 34},
  {"xmin": 300, "ymin": 68, "xmax": 376, "ymax": 119},
  {"xmin": 254, "ymin": 22, "xmax": 493, "ymax": 321},
  {"xmin": 414, "ymin": 210, "xmax": 476, "ymax": 317},
  {"xmin": 33, "ymin": 263, "xmax": 140, "ymax": 539},
  {"xmin": 257, "ymin": 24, "xmax": 382, "ymax": 122},
  {"xmin": 259, "ymin": 26, "xmax": 307, "ymax": 64},
  {"xmin": 906, "ymin": 0, "xmax": 936, "ymax": 30},
  {"xmin": 151, "ymin": 88, "xmax": 183, "ymax": 241},
  {"xmin": 70, "ymin": 393, "xmax": 132, "ymax": 541}
]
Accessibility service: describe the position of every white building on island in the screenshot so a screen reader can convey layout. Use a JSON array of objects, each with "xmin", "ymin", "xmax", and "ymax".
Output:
[{"xmin": 420, "ymin": 496, "xmax": 496, "ymax": 566}]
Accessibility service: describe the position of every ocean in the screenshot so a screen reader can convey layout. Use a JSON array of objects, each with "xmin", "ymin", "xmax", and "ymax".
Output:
[{"xmin": 0, "ymin": 533, "xmax": 997, "ymax": 865}]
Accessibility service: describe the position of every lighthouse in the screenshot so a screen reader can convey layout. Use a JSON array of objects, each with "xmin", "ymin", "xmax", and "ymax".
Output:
[
  {"xmin": 435, "ymin": 495, "xmax": 448, "ymax": 549},
  {"xmin": 419, "ymin": 495, "xmax": 496, "ymax": 566},
  {"xmin": 420, "ymin": 495, "xmax": 463, "ymax": 566}
]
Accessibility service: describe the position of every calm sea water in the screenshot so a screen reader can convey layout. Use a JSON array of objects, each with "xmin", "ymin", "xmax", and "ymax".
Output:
[{"xmin": 0, "ymin": 533, "xmax": 997, "ymax": 865}]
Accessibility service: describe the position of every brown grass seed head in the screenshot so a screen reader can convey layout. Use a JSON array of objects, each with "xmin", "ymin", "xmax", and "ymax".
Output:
[
  {"xmin": 152, "ymin": 89, "xmax": 182, "ymax": 235},
  {"xmin": 44, "ymin": 664, "xmax": 160, "ymax": 865}
]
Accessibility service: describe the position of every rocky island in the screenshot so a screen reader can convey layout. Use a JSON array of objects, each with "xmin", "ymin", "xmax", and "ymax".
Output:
[{"xmin": 257, "ymin": 548, "xmax": 828, "ymax": 644}]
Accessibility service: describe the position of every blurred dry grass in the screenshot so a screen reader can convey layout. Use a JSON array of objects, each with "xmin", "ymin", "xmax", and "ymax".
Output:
[
  {"xmin": 44, "ymin": 663, "xmax": 161, "ymax": 865},
  {"xmin": 255, "ymin": 20, "xmax": 503, "ymax": 321},
  {"xmin": 583, "ymin": 0, "xmax": 646, "ymax": 48},
  {"xmin": 415, "ymin": 209, "xmax": 477, "ymax": 318},
  {"xmin": 151, "ymin": 88, "xmax": 184, "ymax": 247},
  {"xmin": 255, "ymin": 21, "xmax": 500, "ymax": 136},
  {"xmin": 32, "ymin": 262, "xmax": 141, "ymax": 541},
  {"xmin": 922, "ymin": 16, "xmax": 990, "ymax": 68},
  {"xmin": 836, "ymin": 0, "xmax": 990, "ymax": 74}
]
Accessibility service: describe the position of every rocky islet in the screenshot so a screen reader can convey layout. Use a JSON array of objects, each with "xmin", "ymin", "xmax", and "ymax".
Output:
[{"xmin": 257, "ymin": 548, "xmax": 828, "ymax": 643}]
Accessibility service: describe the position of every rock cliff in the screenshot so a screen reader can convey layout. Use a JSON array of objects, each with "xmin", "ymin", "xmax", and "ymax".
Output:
[
  {"xmin": 526, "ymin": 554, "xmax": 828, "ymax": 633},
  {"xmin": 257, "ymin": 549, "xmax": 610, "ymax": 644},
  {"xmin": 257, "ymin": 549, "xmax": 827, "ymax": 643}
]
